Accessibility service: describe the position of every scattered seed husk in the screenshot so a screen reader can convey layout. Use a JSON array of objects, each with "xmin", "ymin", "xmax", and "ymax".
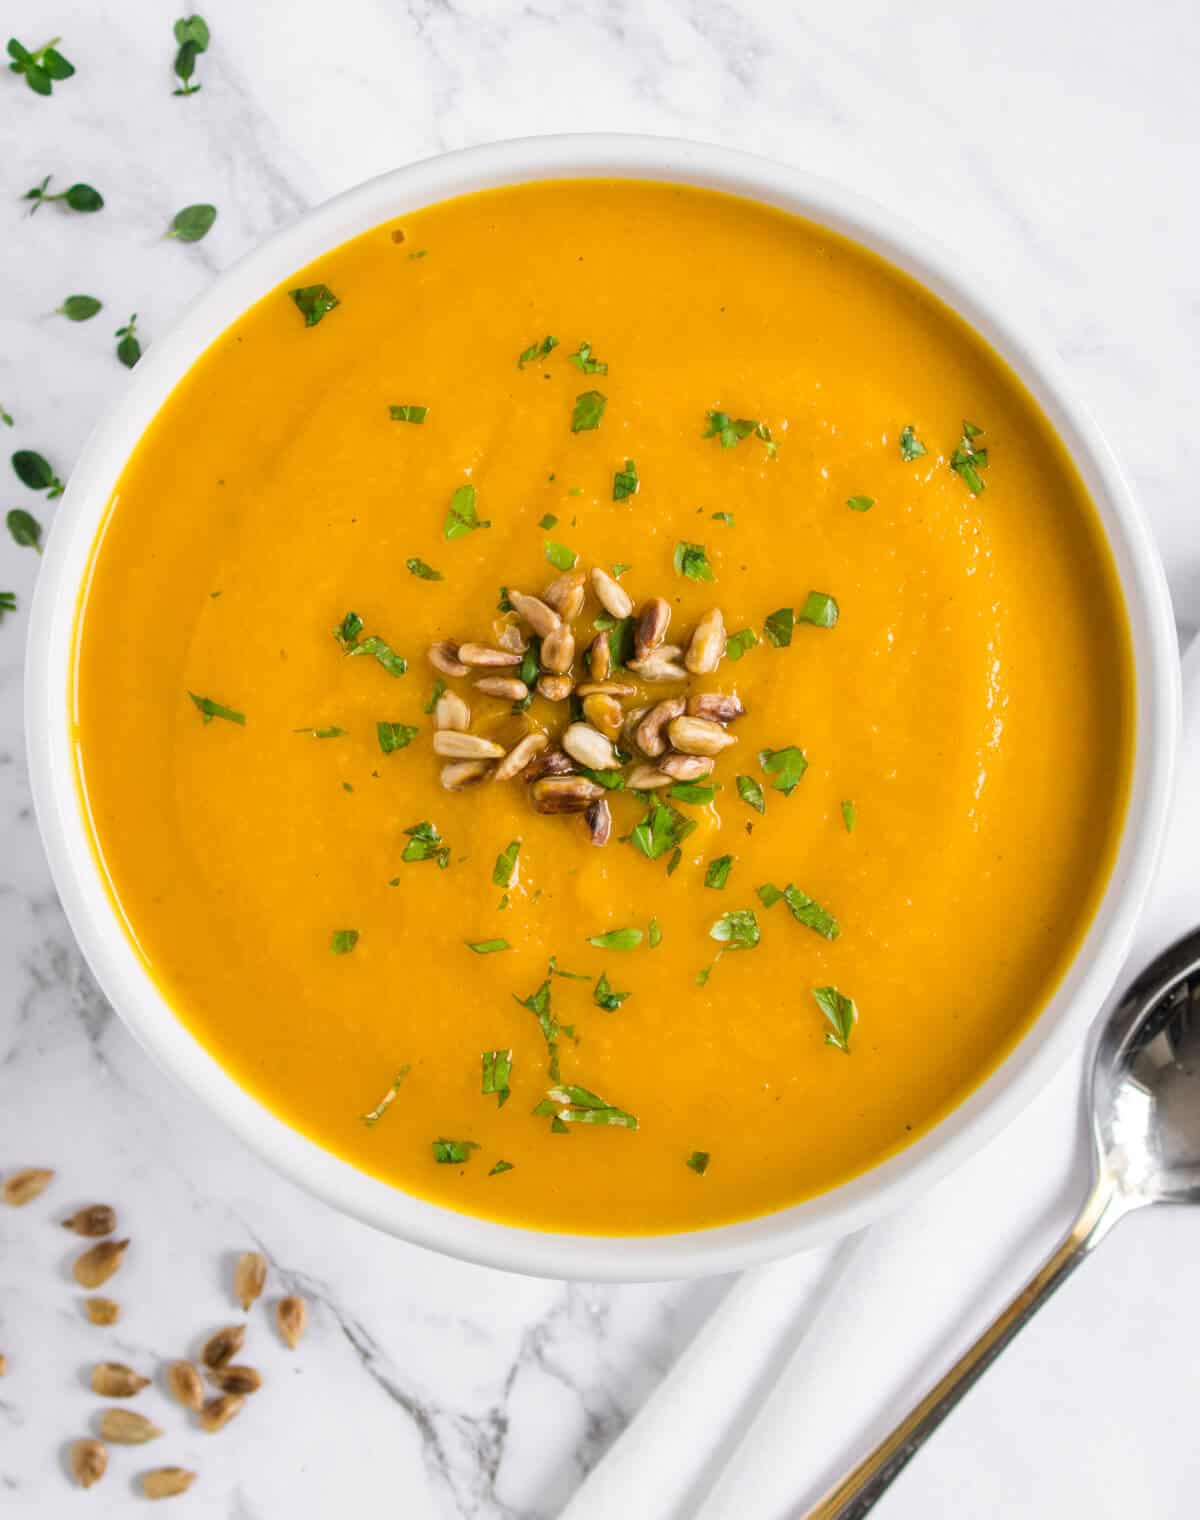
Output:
[
  {"xmin": 590, "ymin": 567, "xmax": 632, "ymax": 619},
  {"xmin": 536, "ymin": 673, "xmax": 573, "ymax": 701},
  {"xmin": 432, "ymin": 731, "xmax": 506, "ymax": 760},
  {"xmin": 70, "ymin": 1439, "xmax": 108, "ymax": 1488},
  {"xmin": 3, "ymin": 1167, "xmax": 54, "ymax": 1206},
  {"xmin": 165, "ymin": 1360, "xmax": 205, "ymax": 1412},
  {"xmin": 208, "ymin": 1363, "xmax": 262, "ymax": 1395},
  {"xmin": 508, "ymin": 589, "xmax": 560, "ymax": 637},
  {"xmin": 585, "ymin": 797, "xmax": 612, "ymax": 846},
  {"xmin": 200, "ymin": 1324, "xmax": 245, "ymax": 1370},
  {"xmin": 440, "ymin": 759, "xmax": 491, "ymax": 791},
  {"xmin": 142, "ymin": 1467, "xmax": 196, "ymax": 1500},
  {"xmin": 233, "ymin": 1250, "xmax": 267, "ymax": 1312},
  {"xmin": 83, "ymin": 1297, "xmax": 120, "ymax": 1326},
  {"xmin": 73, "ymin": 1238, "xmax": 130, "ymax": 1288},
  {"xmin": 494, "ymin": 731, "xmax": 548, "ymax": 781},
  {"xmin": 428, "ymin": 640, "xmax": 469, "ymax": 677},
  {"xmin": 91, "ymin": 1361, "xmax": 150, "ymax": 1397},
  {"xmin": 98, "ymin": 1408, "xmax": 162, "ymax": 1445},
  {"xmin": 457, "ymin": 642, "xmax": 521, "ymax": 668},
  {"xmin": 276, "ymin": 1294, "xmax": 308, "ymax": 1350},
  {"xmin": 62, "ymin": 1204, "xmax": 116, "ymax": 1237},
  {"xmin": 667, "ymin": 714, "xmax": 737, "ymax": 756},
  {"xmin": 637, "ymin": 697, "xmax": 686, "ymax": 758},
  {"xmin": 199, "ymin": 1392, "xmax": 245, "ymax": 1432},
  {"xmin": 531, "ymin": 775, "xmax": 605, "ymax": 814},
  {"xmin": 434, "ymin": 690, "xmax": 471, "ymax": 731}
]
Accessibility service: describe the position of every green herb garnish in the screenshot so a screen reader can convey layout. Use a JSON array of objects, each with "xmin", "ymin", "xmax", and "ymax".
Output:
[
  {"xmin": 725, "ymin": 628, "xmax": 758, "ymax": 661},
  {"xmin": 797, "ymin": 591, "xmax": 839, "ymax": 628},
  {"xmin": 443, "ymin": 483, "xmax": 489, "ymax": 540},
  {"xmin": 402, "ymin": 820, "xmax": 450, "ymax": 867},
  {"xmin": 466, "ymin": 938, "xmax": 511, "ymax": 955},
  {"xmin": 686, "ymin": 1151, "xmax": 710, "ymax": 1175},
  {"xmin": 514, "ymin": 977, "xmax": 569, "ymax": 1082},
  {"xmin": 22, "ymin": 175, "xmax": 102, "ymax": 214},
  {"xmin": 7, "ymin": 37, "xmax": 74, "ymax": 96},
  {"xmin": 293, "ymin": 725, "xmax": 345, "ymax": 739},
  {"xmin": 847, "ymin": 495, "xmax": 874, "ymax": 512},
  {"xmin": 759, "ymin": 746, "xmax": 808, "ymax": 796},
  {"xmin": 630, "ymin": 800, "xmax": 696, "ymax": 863},
  {"xmin": 172, "ymin": 15, "xmax": 210, "ymax": 95},
  {"xmin": 6, "ymin": 509, "xmax": 42, "ymax": 553},
  {"xmin": 360, "ymin": 1065, "xmax": 410, "ymax": 1125},
  {"xmin": 648, "ymin": 917, "xmax": 662, "ymax": 948},
  {"xmin": 482, "ymin": 1048, "xmax": 513, "ymax": 1106},
  {"xmin": 593, "ymin": 972, "xmax": 630, "ymax": 1011},
  {"xmin": 330, "ymin": 929, "xmax": 359, "ymax": 955},
  {"xmin": 543, "ymin": 1084, "xmax": 638, "ymax": 1130},
  {"xmin": 0, "ymin": 592, "xmax": 16, "ymax": 621},
  {"xmin": 696, "ymin": 965, "xmax": 712, "ymax": 987},
  {"xmin": 841, "ymin": 800, "xmax": 856, "ymax": 832},
  {"xmin": 611, "ymin": 562, "xmax": 631, "ymax": 578},
  {"xmin": 736, "ymin": 775, "xmax": 765, "ymax": 814},
  {"xmin": 432, "ymin": 1138, "xmax": 479, "ymax": 1164},
  {"xmin": 756, "ymin": 883, "xmax": 783, "ymax": 908},
  {"xmin": 814, "ymin": 985, "xmax": 857, "ymax": 1053},
  {"xmin": 12, "ymin": 450, "xmax": 64, "ymax": 496},
  {"xmin": 167, "ymin": 203, "xmax": 216, "ymax": 243},
  {"xmin": 489, "ymin": 1159, "xmax": 514, "ymax": 1176},
  {"xmin": 613, "ymin": 459, "xmax": 638, "ymax": 501},
  {"xmin": 538, "ymin": 513, "xmax": 558, "ymax": 530},
  {"xmin": 0, "ymin": 407, "xmax": 11, "ymax": 427},
  {"xmin": 669, "ymin": 781, "xmax": 718, "ymax": 805},
  {"xmin": 377, "ymin": 721, "xmax": 418, "ymax": 754},
  {"xmin": 586, "ymin": 927, "xmax": 643, "ymax": 951},
  {"xmin": 423, "ymin": 678, "xmax": 446, "ymax": 715},
  {"xmin": 703, "ymin": 411, "xmax": 777, "ymax": 455},
  {"xmin": 493, "ymin": 839, "xmax": 520, "ymax": 888},
  {"xmin": 518, "ymin": 335, "xmax": 558, "ymax": 368},
  {"xmin": 115, "ymin": 314, "xmax": 141, "ymax": 368},
  {"xmin": 899, "ymin": 425, "xmax": 926, "ymax": 461},
  {"xmin": 390, "ymin": 404, "xmax": 428, "ymax": 424},
  {"xmin": 188, "ymin": 692, "xmax": 245, "ymax": 725},
  {"xmin": 705, "ymin": 855, "xmax": 734, "ymax": 890},
  {"xmin": 763, "ymin": 607, "xmax": 794, "ymax": 647},
  {"xmin": 332, "ymin": 611, "xmax": 407, "ymax": 676},
  {"xmin": 712, "ymin": 511, "xmax": 735, "ymax": 525},
  {"xmin": 289, "ymin": 283, "xmax": 339, "ymax": 326},
  {"xmin": 544, "ymin": 540, "xmax": 577, "ymax": 571},
  {"xmin": 673, "ymin": 541, "xmax": 714, "ymax": 582},
  {"xmin": 571, "ymin": 390, "xmax": 607, "ymax": 432},
  {"xmin": 782, "ymin": 885, "xmax": 839, "ymax": 940},
  {"xmin": 710, "ymin": 909, "xmax": 760, "ymax": 950},
  {"xmin": 950, "ymin": 421, "xmax": 988, "ymax": 495},
  {"xmin": 405, "ymin": 557, "xmax": 442, "ymax": 581},
  {"xmin": 57, "ymin": 295, "xmax": 101, "ymax": 322},
  {"xmin": 569, "ymin": 341, "xmax": 608, "ymax": 375}
]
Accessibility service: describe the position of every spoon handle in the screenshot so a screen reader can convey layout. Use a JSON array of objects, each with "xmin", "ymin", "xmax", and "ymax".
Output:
[{"xmin": 801, "ymin": 1176, "xmax": 1129, "ymax": 1520}]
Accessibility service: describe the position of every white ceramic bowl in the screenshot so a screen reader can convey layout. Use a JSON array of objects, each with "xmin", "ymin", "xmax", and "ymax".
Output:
[{"xmin": 26, "ymin": 135, "xmax": 1179, "ymax": 1281}]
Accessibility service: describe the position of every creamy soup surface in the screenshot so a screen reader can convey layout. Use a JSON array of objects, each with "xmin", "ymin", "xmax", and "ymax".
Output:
[{"xmin": 73, "ymin": 180, "xmax": 1133, "ymax": 1234}]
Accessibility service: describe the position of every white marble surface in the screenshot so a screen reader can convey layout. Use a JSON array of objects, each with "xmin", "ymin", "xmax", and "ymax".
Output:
[{"xmin": 2, "ymin": 2, "xmax": 1199, "ymax": 1515}]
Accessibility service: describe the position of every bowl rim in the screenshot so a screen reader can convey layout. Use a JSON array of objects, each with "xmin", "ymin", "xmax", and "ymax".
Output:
[{"xmin": 25, "ymin": 132, "xmax": 1180, "ymax": 1281}]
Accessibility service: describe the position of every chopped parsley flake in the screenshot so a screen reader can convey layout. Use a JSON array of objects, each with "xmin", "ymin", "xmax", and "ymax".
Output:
[
  {"xmin": 571, "ymin": 390, "xmax": 607, "ymax": 432},
  {"xmin": 489, "ymin": 1159, "xmax": 515, "ymax": 1176},
  {"xmin": 899, "ymin": 425, "xmax": 927, "ymax": 461},
  {"xmin": 330, "ymin": 929, "xmax": 359, "ymax": 955},
  {"xmin": 613, "ymin": 459, "xmax": 639, "ymax": 501},
  {"xmin": 710, "ymin": 909, "xmax": 760, "ymax": 950},
  {"xmin": 377, "ymin": 722, "xmax": 418, "ymax": 753},
  {"xmin": 542, "ymin": 1084, "xmax": 638, "ymax": 1130},
  {"xmin": 814, "ymin": 985, "xmax": 857, "ymax": 1053},
  {"xmin": 950, "ymin": 421, "xmax": 989, "ymax": 494},
  {"xmin": 630, "ymin": 800, "xmax": 696, "ymax": 864},
  {"xmin": 539, "ymin": 513, "xmax": 558, "ymax": 530},
  {"xmin": 493, "ymin": 839, "xmax": 521, "ymax": 888},
  {"xmin": 798, "ymin": 591, "xmax": 839, "ymax": 628},
  {"xmin": 737, "ymin": 775, "xmax": 765, "ymax": 814},
  {"xmin": 518, "ymin": 335, "xmax": 558, "ymax": 368},
  {"xmin": 289, "ymin": 284, "xmax": 339, "ymax": 326},
  {"xmin": 648, "ymin": 917, "xmax": 662, "ymax": 948},
  {"xmin": 759, "ymin": 746, "xmax": 808, "ymax": 796},
  {"xmin": 842, "ymin": 800, "xmax": 856, "ymax": 832},
  {"xmin": 481, "ymin": 1048, "xmax": 513, "ymax": 1106},
  {"xmin": 443, "ymin": 484, "xmax": 490, "ymax": 541},
  {"xmin": 402, "ymin": 820, "xmax": 450, "ymax": 868},
  {"xmin": 782, "ymin": 885, "xmax": 840, "ymax": 940},
  {"xmin": 0, "ymin": 591, "xmax": 16, "ymax": 621},
  {"xmin": 569, "ymin": 341, "xmax": 608, "ymax": 375},
  {"xmin": 333, "ymin": 611, "xmax": 407, "ymax": 676},
  {"xmin": 514, "ymin": 978, "xmax": 570, "ymax": 1082},
  {"xmin": 466, "ymin": 938, "xmax": 512, "ymax": 954},
  {"xmin": 764, "ymin": 607, "xmax": 794, "ymax": 647},
  {"xmin": 686, "ymin": 1151, "xmax": 710, "ymax": 1175},
  {"xmin": 712, "ymin": 511, "xmax": 735, "ymax": 526},
  {"xmin": 294, "ymin": 725, "xmax": 345, "ymax": 739},
  {"xmin": 669, "ymin": 781, "xmax": 719, "ymax": 805},
  {"xmin": 361, "ymin": 1065, "xmax": 411, "ymax": 1126},
  {"xmin": 756, "ymin": 883, "xmax": 784, "ymax": 908},
  {"xmin": 705, "ymin": 854, "xmax": 734, "ymax": 890},
  {"xmin": 586, "ymin": 927, "xmax": 643, "ymax": 951},
  {"xmin": 188, "ymin": 692, "xmax": 245, "ymax": 726},
  {"xmin": 674, "ymin": 541, "xmax": 714, "ymax": 582},
  {"xmin": 432, "ymin": 1138, "xmax": 479, "ymax": 1164},
  {"xmin": 389, "ymin": 405, "xmax": 428, "ymax": 424},
  {"xmin": 611, "ymin": 562, "xmax": 631, "ymax": 578},
  {"xmin": 406, "ymin": 557, "xmax": 442, "ymax": 580},
  {"xmin": 847, "ymin": 495, "xmax": 875, "ymax": 512},
  {"xmin": 423, "ymin": 678, "xmax": 446, "ymax": 714},
  {"xmin": 725, "ymin": 628, "xmax": 758, "ymax": 661},
  {"xmin": 544, "ymin": 539, "xmax": 577, "ymax": 571}
]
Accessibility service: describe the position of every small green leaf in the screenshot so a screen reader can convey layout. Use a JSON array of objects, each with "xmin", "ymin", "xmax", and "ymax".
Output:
[
  {"xmin": 466, "ymin": 938, "xmax": 512, "ymax": 955},
  {"xmin": 841, "ymin": 799, "xmax": 856, "ymax": 833},
  {"xmin": 611, "ymin": 562, "xmax": 631, "ymax": 578},
  {"xmin": 482, "ymin": 1048, "xmax": 513, "ymax": 1105},
  {"xmin": 673, "ymin": 541, "xmax": 714, "ymax": 582},
  {"xmin": 813, "ymin": 985, "xmax": 857, "ymax": 1053},
  {"xmin": 760, "ymin": 746, "xmax": 808, "ymax": 796},
  {"xmin": 686, "ymin": 1151, "xmax": 710, "ymax": 1175},
  {"xmin": 377, "ymin": 721, "xmax": 418, "ymax": 754},
  {"xmin": 736, "ymin": 775, "xmax": 765, "ymax": 814},
  {"xmin": 613, "ymin": 458, "xmax": 638, "ymax": 501},
  {"xmin": 489, "ymin": 1159, "xmax": 515, "ymax": 1176},
  {"xmin": 782, "ymin": 884, "xmax": 840, "ymax": 940},
  {"xmin": 544, "ymin": 540, "xmax": 577, "ymax": 571},
  {"xmin": 704, "ymin": 854, "xmax": 734, "ymax": 890},
  {"xmin": 390, "ymin": 404, "xmax": 428, "ymax": 424},
  {"xmin": 544, "ymin": 1084, "xmax": 638, "ymax": 1130},
  {"xmin": 710, "ymin": 909, "xmax": 759, "ymax": 950},
  {"xmin": 8, "ymin": 36, "xmax": 75, "ymax": 95},
  {"xmin": 569, "ymin": 341, "xmax": 607, "ymax": 375},
  {"xmin": 518, "ymin": 335, "xmax": 558, "ymax": 368},
  {"xmin": 443, "ymin": 483, "xmax": 490, "ymax": 540},
  {"xmin": 493, "ymin": 839, "xmax": 521, "ymax": 888},
  {"xmin": 899, "ymin": 425, "xmax": 926, "ymax": 461},
  {"xmin": 756, "ymin": 883, "xmax": 784, "ymax": 908},
  {"xmin": 648, "ymin": 917, "xmax": 662, "ymax": 948},
  {"xmin": 360, "ymin": 1065, "xmax": 410, "ymax": 1125},
  {"xmin": 405, "ymin": 557, "xmax": 442, "ymax": 581},
  {"xmin": 763, "ymin": 607, "xmax": 794, "ymax": 647},
  {"xmin": 593, "ymin": 972, "xmax": 630, "ymax": 1011},
  {"xmin": 712, "ymin": 511, "xmax": 735, "ymax": 525},
  {"xmin": 293, "ymin": 725, "xmax": 345, "ymax": 739},
  {"xmin": 423, "ymin": 678, "xmax": 446, "ymax": 715},
  {"xmin": 331, "ymin": 929, "xmax": 359, "ymax": 955},
  {"xmin": 538, "ymin": 513, "xmax": 558, "ymax": 530},
  {"xmin": 115, "ymin": 314, "xmax": 141, "ymax": 368},
  {"xmin": 6, "ymin": 509, "xmax": 42, "ymax": 553},
  {"xmin": 950, "ymin": 422, "xmax": 989, "ymax": 495},
  {"xmin": 798, "ymin": 591, "xmax": 839, "ymax": 628},
  {"xmin": 167, "ymin": 203, "xmax": 216, "ymax": 242},
  {"xmin": 0, "ymin": 591, "xmax": 17, "ymax": 621},
  {"xmin": 847, "ymin": 495, "xmax": 874, "ymax": 512},
  {"xmin": 571, "ymin": 390, "xmax": 607, "ymax": 432},
  {"xmin": 432, "ymin": 1138, "xmax": 479, "ymax": 1164},
  {"xmin": 586, "ymin": 927, "xmax": 643, "ymax": 951},
  {"xmin": 0, "ymin": 406, "xmax": 11, "ymax": 427},
  {"xmin": 174, "ymin": 15, "xmax": 211, "ymax": 49},
  {"xmin": 703, "ymin": 410, "xmax": 756, "ymax": 448},
  {"xmin": 332, "ymin": 613, "xmax": 407, "ymax": 676},
  {"xmin": 11, "ymin": 450, "xmax": 61, "ymax": 492},
  {"xmin": 629, "ymin": 800, "xmax": 695, "ymax": 863},
  {"xmin": 668, "ymin": 781, "xmax": 718, "ymax": 805},
  {"xmin": 64, "ymin": 182, "xmax": 103, "ymax": 211},
  {"xmin": 402, "ymin": 820, "xmax": 450, "ymax": 868},
  {"xmin": 725, "ymin": 628, "xmax": 758, "ymax": 661},
  {"xmin": 188, "ymin": 692, "xmax": 245, "ymax": 725},
  {"xmin": 57, "ymin": 294, "xmax": 101, "ymax": 322},
  {"xmin": 289, "ymin": 283, "xmax": 339, "ymax": 326}
]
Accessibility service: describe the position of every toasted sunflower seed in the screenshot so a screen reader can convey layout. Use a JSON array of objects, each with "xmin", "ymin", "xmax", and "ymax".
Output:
[
  {"xmin": 536, "ymin": 673, "xmax": 573, "ymax": 701},
  {"xmin": 625, "ymin": 762, "xmax": 674, "ymax": 790},
  {"xmin": 83, "ymin": 1297, "xmax": 120, "ymax": 1326},
  {"xmin": 522, "ymin": 745, "xmax": 574, "ymax": 782},
  {"xmin": 582, "ymin": 693, "xmax": 623, "ymax": 741},
  {"xmin": 634, "ymin": 598, "xmax": 671, "ymax": 660},
  {"xmin": 627, "ymin": 651, "xmax": 688, "ymax": 682},
  {"xmin": 429, "ymin": 640, "xmax": 469, "ymax": 678},
  {"xmin": 636, "ymin": 697, "xmax": 686, "ymax": 759},
  {"xmin": 474, "ymin": 676, "xmax": 528, "ymax": 701},
  {"xmin": 208, "ymin": 1363, "xmax": 262, "ymax": 1396},
  {"xmin": 576, "ymin": 681, "xmax": 636, "ymax": 698},
  {"xmin": 585, "ymin": 632, "xmax": 612, "ymax": 681},
  {"xmin": 73, "ymin": 1239, "xmax": 130, "ymax": 1289},
  {"xmin": 543, "ymin": 569, "xmax": 586, "ymax": 620},
  {"xmin": 142, "ymin": 1467, "xmax": 196, "ymax": 1500},
  {"xmin": 99, "ymin": 1408, "xmax": 162, "ymax": 1445},
  {"xmin": 658, "ymin": 752, "xmax": 715, "ymax": 781},
  {"xmin": 494, "ymin": 731, "xmax": 549, "ymax": 781},
  {"xmin": 530, "ymin": 776, "xmax": 605, "ymax": 814},
  {"xmin": 62, "ymin": 1204, "xmax": 116, "ymax": 1237},
  {"xmin": 70, "ymin": 1439, "xmax": 108, "ymax": 1489},
  {"xmin": 507, "ymin": 589, "xmax": 561, "ymax": 637},
  {"xmin": 440, "ymin": 759, "xmax": 491, "ymax": 790},
  {"xmin": 434, "ymin": 690, "xmax": 471, "ymax": 731},
  {"xmin": 590, "ymin": 567, "xmax": 633, "ymax": 619},
  {"xmin": 200, "ymin": 1325, "xmax": 245, "ymax": 1370},
  {"xmin": 496, "ymin": 621, "xmax": 527, "ymax": 654},
  {"xmin": 199, "ymin": 1393, "xmax": 245, "ymax": 1433},
  {"xmin": 667, "ymin": 715, "xmax": 737, "ymax": 756},
  {"xmin": 457, "ymin": 642, "xmax": 522, "ymax": 668},
  {"xmin": 166, "ymin": 1360, "xmax": 205, "ymax": 1412},
  {"xmin": 540, "ymin": 624, "xmax": 575, "ymax": 675},
  {"xmin": 2, "ymin": 1167, "xmax": 54, "ymax": 1206},
  {"xmin": 233, "ymin": 1251, "xmax": 267, "ymax": 1312},
  {"xmin": 91, "ymin": 1362, "xmax": 150, "ymax": 1398},
  {"xmin": 685, "ymin": 607, "xmax": 726, "ymax": 675},
  {"xmin": 622, "ymin": 706, "xmax": 649, "ymax": 747},
  {"xmin": 687, "ymin": 691, "xmax": 746, "ymax": 724},
  {"xmin": 585, "ymin": 797, "xmax": 612, "ymax": 846},
  {"xmin": 561, "ymin": 723, "xmax": 619, "ymax": 770},
  {"xmin": 276, "ymin": 1295, "xmax": 308, "ymax": 1350},
  {"xmin": 432, "ymin": 731, "xmax": 506, "ymax": 760}
]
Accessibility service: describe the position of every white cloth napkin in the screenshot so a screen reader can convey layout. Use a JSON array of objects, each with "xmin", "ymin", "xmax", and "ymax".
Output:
[{"xmin": 563, "ymin": 633, "xmax": 1198, "ymax": 1520}]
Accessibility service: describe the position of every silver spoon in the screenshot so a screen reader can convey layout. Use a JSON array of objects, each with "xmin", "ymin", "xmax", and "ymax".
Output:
[{"xmin": 803, "ymin": 923, "xmax": 1200, "ymax": 1519}]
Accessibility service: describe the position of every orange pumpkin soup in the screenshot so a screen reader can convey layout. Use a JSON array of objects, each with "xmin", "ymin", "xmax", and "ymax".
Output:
[{"xmin": 72, "ymin": 180, "xmax": 1133, "ymax": 1234}]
